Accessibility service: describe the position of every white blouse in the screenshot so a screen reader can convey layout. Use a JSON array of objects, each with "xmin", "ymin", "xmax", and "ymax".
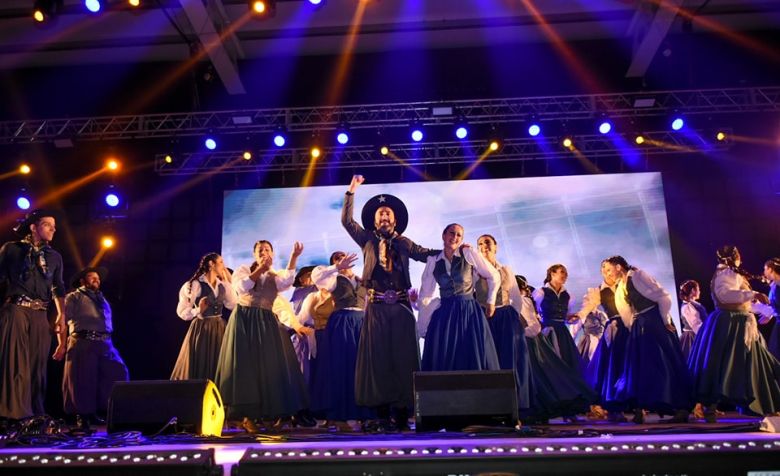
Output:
[
  {"xmin": 232, "ymin": 265, "xmax": 295, "ymax": 296},
  {"xmin": 176, "ymin": 276, "xmax": 237, "ymax": 321},
  {"xmin": 614, "ymin": 268, "xmax": 672, "ymax": 329}
]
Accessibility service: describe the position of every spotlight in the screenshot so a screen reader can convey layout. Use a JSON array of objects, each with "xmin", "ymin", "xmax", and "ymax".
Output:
[
  {"xmin": 411, "ymin": 128, "xmax": 424, "ymax": 142},
  {"xmin": 16, "ymin": 195, "xmax": 31, "ymax": 211},
  {"xmin": 128, "ymin": 0, "xmax": 140, "ymax": 6},
  {"xmin": 84, "ymin": 0, "xmax": 104, "ymax": 13},
  {"xmin": 164, "ymin": 155, "xmax": 173, "ymax": 164},
  {"xmin": 671, "ymin": 117, "xmax": 685, "ymax": 131},
  {"xmin": 243, "ymin": 151, "xmax": 252, "ymax": 160},
  {"xmin": 205, "ymin": 138, "xmax": 217, "ymax": 150},
  {"xmin": 20, "ymin": 164, "xmax": 31, "ymax": 175},
  {"xmin": 336, "ymin": 130, "xmax": 350, "ymax": 145},
  {"xmin": 106, "ymin": 159, "xmax": 120, "ymax": 171},
  {"xmin": 249, "ymin": 0, "xmax": 276, "ymax": 16},
  {"xmin": 101, "ymin": 236, "xmax": 115, "ymax": 249},
  {"xmin": 273, "ymin": 131, "xmax": 287, "ymax": 147},
  {"xmin": 308, "ymin": 0, "xmax": 323, "ymax": 5},
  {"xmin": 528, "ymin": 124, "xmax": 541, "ymax": 137},
  {"xmin": 562, "ymin": 137, "xmax": 573, "ymax": 148},
  {"xmin": 455, "ymin": 126, "xmax": 469, "ymax": 140},
  {"xmin": 598, "ymin": 121, "xmax": 612, "ymax": 134},
  {"xmin": 379, "ymin": 146, "xmax": 389, "ymax": 156},
  {"xmin": 635, "ymin": 135, "xmax": 645, "ymax": 144},
  {"xmin": 311, "ymin": 147, "xmax": 321, "ymax": 158},
  {"xmin": 488, "ymin": 140, "xmax": 500, "ymax": 152},
  {"xmin": 105, "ymin": 193, "xmax": 120, "ymax": 208},
  {"xmin": 716, "ymin": 131, "xmax": 726, "ymax": 141},
  {"xmin": 33, "ymin": 0, "xmax": 63, "ymax": 22}
]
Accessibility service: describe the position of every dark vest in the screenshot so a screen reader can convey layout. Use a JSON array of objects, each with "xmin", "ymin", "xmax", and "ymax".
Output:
[
  {"xmin": 600, "ymin": 286, "xmax": 620, "ymax": 318},
  {"xmin": 539, "ymin": 286, "xmax": 570, "ymax": 325},
  {"xmin": 369, "ymin": 256, "xmax": 407, "ymax": 292},
  {"xmin": 198, "ymin": 280, "xmax": 226, "ymax": 318},
  {"xmin": 475, "ymin": 265, "xmax": 510, "ymax": 307},
  {"xmin": 432, "ymin": 249, "xmax": 474, "ymax": 299},
  {"xmin": 332, "ymin": 275, "xmax": 360, "ymax": 310},
  {"xmin": 625, "ymin": 276, "xmax": 657, "ymax": 313},
  {"xmin": 238, "ymin": 272, "xmax": 277, "ymax": 309}
]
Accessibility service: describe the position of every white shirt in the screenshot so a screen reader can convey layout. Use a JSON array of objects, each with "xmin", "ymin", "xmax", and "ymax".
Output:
[
  {"xmin": 680, "ymin": 301, "xmax": 705, "ymax": 334},
  {"xmin": 520, "ymin": 295, "xmax": 542, "ymax": 337},
  {"xmin": 614, "ymin": 268, "xmax": 672, "ymax": 329},
  {"xmin": 176, "ymin": 275, "xmax": 237, "ymax": 321},
  {"xmin": 311, "ymin": 264, "xmax": 359, "ymax": 293},
  {"xmin": 232, "ymin": 265, "xmax": 295, "ymax": 295},
  {"xmin": 712, "ymin": 265, "xmax": 772, "ymax": 347}
]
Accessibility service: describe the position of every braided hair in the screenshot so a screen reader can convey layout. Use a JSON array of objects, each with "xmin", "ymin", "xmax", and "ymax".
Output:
[
  {"xmin": 188, "ymin": 252, "xmax": 220, "ymax": 293},
  {"xmin": 679, "ymin": 279, "xmax": 700, "ymax": 302}
]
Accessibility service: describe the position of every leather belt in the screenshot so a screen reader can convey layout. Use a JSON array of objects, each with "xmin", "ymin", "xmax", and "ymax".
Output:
[
  {"xmin": 367, "ymin": 289, "xmax": 407, "ymax": 304},
  {"xmin": 10, "ymin": 295, "xmax": 49, "ymax": 311},
  {"xmin": 71, "ymin": 330, "xmax": 111, "ymax": 341}
]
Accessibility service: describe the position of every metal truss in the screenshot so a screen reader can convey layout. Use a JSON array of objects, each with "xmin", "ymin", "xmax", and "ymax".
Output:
[
  {"xmin": 155, "ymin": 130, "xmax": 731, "ymax": 175},
  {"xmin": 1, "ymin": 87, "xmax": 776, "ymax": 144}
]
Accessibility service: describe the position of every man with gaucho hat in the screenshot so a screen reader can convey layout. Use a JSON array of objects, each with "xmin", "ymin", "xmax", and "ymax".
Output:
[
  {"xmin": 0, "ymin": 209, "xmax": 67, "ymax": 419},
  {"xmin": 342, "ymin": 175, "xmax": 436, "ymax": 431},
  {"xmin": 62, "ymin": 266, "xmax": 128, "ymax": 430}
]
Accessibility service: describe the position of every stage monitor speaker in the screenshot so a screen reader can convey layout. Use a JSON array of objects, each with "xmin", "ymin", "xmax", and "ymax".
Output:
[
  {"xmin": 413, "ymin": 370, "xmax": 518, "ymax": 432},
  {"xmin": 107, "ymin": 379, "xmax": 224, "ymax": 436}
]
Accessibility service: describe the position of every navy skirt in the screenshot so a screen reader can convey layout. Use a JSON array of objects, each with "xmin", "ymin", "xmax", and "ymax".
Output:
[
  {"xmin": 488, "ymin": 305, "xmax": 531, "ymax": 410},
  {"xmin": 614, "ymin": 307, "xmax": 692, "ymax": 413},
  {"xmin": 422, "ymin": 295, "xmax": 499, "ymax": 372},
  {"xmin": 679, "ymin": 329, "xmax": 696, "ymax": 361},
  {"xmin": 689, "ymin": 309, "xmax": 780, "ymax": 415},
  {"xmin": 312, "ymin": 309, "xmax": 373, "ymax": 421},
  {"xmin": 542, "ymin": 320, "xmax": 585, "ymax": 375},
  {"xmin": 585, "ymin": 317, "xmax": 629, "ymax": 412}
]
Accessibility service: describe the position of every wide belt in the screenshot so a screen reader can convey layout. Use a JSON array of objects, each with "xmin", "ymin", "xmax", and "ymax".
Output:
[
  {"xmin": 71, "ymin": 330, "xmax": 111, "ymax": 341},
  {"xmin": 367, "ymin": 289, "xmax": 408, "ymax": 304},
  {"xmin": 10, "ymin": 295, "xmax": 49, "ymax": 311}
]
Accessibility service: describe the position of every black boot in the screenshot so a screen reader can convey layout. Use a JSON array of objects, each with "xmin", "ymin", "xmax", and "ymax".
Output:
[
  {"xmin": 392, "ymin": 407, "xmax": 410, "ymax": 431},
  {"xmin": 293, "ymin": 409, "xmax": 317, "ymax": 428}
]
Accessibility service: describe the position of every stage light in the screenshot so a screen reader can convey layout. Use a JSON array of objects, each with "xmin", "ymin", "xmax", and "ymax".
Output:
[
  {"xmin": 243, "ymin": 151, "xmax": 252, "ymax": 160},
  {"xmin": 33, "ymin": 10, "xmax": 44, "ymax": 22},
  {"xmin": 635, "ymin": 135, "xmax": 645, "ymax": 144},
  {"xmin": 106, "ymin": 159, "xmax": 120, "ymax": 171},
  {"xmin": 337, "ymin": 131, "xmax": 350, "ymax": 145},
  {"xmin": 311, "ymin": 147, "xmax": 321, "ymax": 158},
  {"xmin": 33, "ymin": 0, "xmax": 63, "ymax": 22},
  {"xmin": 249, "ymin": 0, "xmax": 275, "ymax": 16},
  {"xmin": 380, "ymin": 146, "xmax": 389, "ymax": 156},
  {"xmin": 273, "ymin": 133, "xmax": 286, "ymax": 147},
  {"xmin": 17, "ymin": 195, "xmax": 31, "ymax": 210},
  {"xmin": 489, "ymin": 140, "xmax": 500, "ymax": 151},
  {"xmin": 598, "ymin": 121, "xmax": 612, "ymax": 134},
  {"xmin": 528, "ymin": 124, "xmax": 541, "ymax": 137},
  {"xmin": 128, "ymin": 0, "xmax": 140, "ymax": 6},
  {"xmin": 411, "ymin": 128, "xmax": 424, "ymax": 142},
  {"xmin": 164, "ymin": 155, "xmax": 173, "ymax": 164},
  {"xmin": 101, "ymin": 236, "xmax": 115, "ymax": 249},
  {"xmin": 563, "ymin": 137, "xmax": 573, "ymax": 148},
  {"xmin": 105, "ymin": 193, "xmax": 120, "ymax": 208},
  {"xmin": 671, "ymin": 117, "xmax": 685, "ymax": 131},
  {"xmin": 204, "ymin": 138, "xmax": 217, "ymax": 150},
  {"xmin": 20, "ymin": 164, "xmax": 31, "ymax": 174},
  {"xmin": 716, "ymin": 131, "xmax": 726, "ymax": 141},
  {"xmin": 308, "ymin": 0, "xmax": 323, "ymax": 5},
  {"xmin": 455, "ymin": 126, "xmax": 468, "ymax": 140},
  {"xmin": 85, "ymin": 0, "xmax": 103, "ymax": 13}
]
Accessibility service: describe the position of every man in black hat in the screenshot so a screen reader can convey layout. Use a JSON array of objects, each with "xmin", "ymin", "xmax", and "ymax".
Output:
[
  {"xmin": 0, "ymin": 209, "xmax": 67, "ymax": 419},
  {"xmin": 342, "ymin": 175, "xmax": 436, "ymax": 431},
  {"xmin": 62, "ymin": 266, "xmax": 128, "ymax": 430}
]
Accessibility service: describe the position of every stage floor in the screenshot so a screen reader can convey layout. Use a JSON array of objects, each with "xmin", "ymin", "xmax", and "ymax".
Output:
[{"xmin": 1, "ymin": 413, "xmax": 779, "ymax": 475}]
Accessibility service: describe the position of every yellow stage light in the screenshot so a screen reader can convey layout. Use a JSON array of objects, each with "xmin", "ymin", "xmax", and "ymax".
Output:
[
  {"xmin": 380, "ymin": 146, "xmax": 389, "ymax": 156},
  {"xmin": 489, "ymin": 141, "xmax": 500, "ymax": 151},
  {"xmin": 311, "ymin": 147, "xmax": 321, "ymax": 159},
  {"xmin": 101, "ymin": 236, "xmax": 115, "ymax": 249},
  {"xmin": 164, "ymin": 155, "xmax": 173, "ymax": 164},
  {"xmin": 128, "ymin": 0, "xmax": 140, "ymax": 6},
  {"xmin": 107, "ymin": 160, "xmax": 120, "ymax": 171},
  {"xmin": 562, "ymin": 137, "xmax": 573, "ymax": 148},
  {"xmin": 635, "ymin": 135, "xmax": 645, "ymax": 145},
  {"xmin": 20, "ymin": 164, "xmax": 31, "ymax": 175},
  {"xmin": 243, "ymin": 151, "xmax": 252, "ymax": 160},
  {"xmin": 251, "ymin": 1, "xmax": 266, "ymax": 13},
  {"xmin": 716, "ymin": 132, "xmax": 726, "ymax": 141},
  {"xmin": 33, "ymin": 10, "xmax": 44, "ymax": 22}
]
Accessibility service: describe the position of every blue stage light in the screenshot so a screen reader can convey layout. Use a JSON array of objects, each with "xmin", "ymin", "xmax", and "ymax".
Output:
[
  {"xmin": 671, "ymin": 117, "xmax": 684, "ymax": 131},
  {"xmin": 85, "ymin": 0, "xmax": 101, "ymax": 13},
  {"xmin": 528, "ymin": 124, "xmax": 541, "ymax": 137},
  {"xmin": 411, "ymin": 129, "xmax": 423, "ymax": 142},
  {"xmin": 273, "ymin": 134, "xmax": 286, "ymax": 147},
  {"xmin": 337, "ymin": 132, "xmax": 349, "ymax": 145},
  {"xmin": 105, "ymin": 193, "xmax": 120, "ymax": 208},
  {"xmin": 16, "ymin": 196, "xmax": 31, "ymax": 210},
  {"xmin": 308, "ymin": 0, "xmax": 323, "ymax": 4},
  {"xmin": 599, "ymin": 121, "xmax": 612, "ymax": 134},
  {"xmin": 455, "ymin": 126, "xmax": 468, "ymax": 140},
  {"xmin": 205, "ymin": 138, "xmax": 217, "ymax": 150}
]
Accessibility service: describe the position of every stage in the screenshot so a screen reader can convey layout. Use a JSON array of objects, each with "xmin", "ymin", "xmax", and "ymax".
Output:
[{"xmin": 2, "ymin": 413, "xmax": 780, "ymax": 475}]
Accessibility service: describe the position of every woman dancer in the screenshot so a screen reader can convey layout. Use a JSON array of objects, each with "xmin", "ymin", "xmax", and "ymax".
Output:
[
  {"xmin": 215, "ymin": 240, "xmax": 316, "ymax": 428},
  {"xmin": 678, "ymin": 280, "xmax": 708, "ymax": 361},
  {"xmin": 689, "ymin": 246, "xmax": 780, "ymax": 421},
  {"xmin": 475, "ymin": 234, "xmax": 531, "ymax": 412},
  {"xmin": 171, "ymin": 253, "xmax": 236, "ymax": 381},
  {"xmin": 532, "ymin": 264, "xmax": 584, "ymax": 373},
  {"xmin": 603, "ymin": 256, "xmax": 692, "ymax": 423},
  {"xmin": 764, "ymin": 258, "xmax": 780, "ymax": 361},
  {"xmin": 418, "ymin": 224, "xmax": 500, "ymax": 371}
]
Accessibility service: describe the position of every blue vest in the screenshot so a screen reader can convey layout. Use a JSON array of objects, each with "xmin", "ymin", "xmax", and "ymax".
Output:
[
  {"xmin": 539, "ymin": 286, "xmax": 570, "ymax": 325},
  {"xmin": 432, "ymin": 249, "xmax": 474, "ymax": 299}
]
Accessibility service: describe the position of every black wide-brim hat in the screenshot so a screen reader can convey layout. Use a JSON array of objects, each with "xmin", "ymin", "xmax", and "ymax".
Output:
[
  {"xmin": 70, "ymin": 266, "xmax": 108, "ymax": 289},
  {"xmin": 293, "ymin": 265, "xmax": 316, "ymax": 288},
  {"xmin": 13, "ymin": 209, "xmax": 63, "ymax": 237},
  {"xmin": 360, "ymin": 194, "xmax": 409, "ymax": 235}
]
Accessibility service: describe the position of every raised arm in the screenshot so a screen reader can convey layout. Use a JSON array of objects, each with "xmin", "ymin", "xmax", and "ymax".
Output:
[{"xmin": 342, "ymin": 175, "xmax": 370, "ymax": 247}]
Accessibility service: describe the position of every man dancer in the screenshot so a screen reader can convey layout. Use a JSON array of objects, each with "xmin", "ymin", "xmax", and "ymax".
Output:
[
  {"xmin": 63, "ymin": 267, "xmax": 129, "ymax": 430},
  {"xmin": 342, "ymin": 175, "xmax": 436, "ymax": 431},
  {"xmin": 0, "ymin": 210, "xmax": 67, "ymax": 420}
]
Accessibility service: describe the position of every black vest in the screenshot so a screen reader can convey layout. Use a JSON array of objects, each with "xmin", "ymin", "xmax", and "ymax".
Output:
[
  {"xmin": 199, "ymin": 280, "xmax": 226, "ymax": 317},
  {"xmin": 625, "ymin": 276, "xmax": 657, "ymax": 313},
  {"xmin": 600, "ymin": 286, "xmax": 620, "ymax": 318},
  {"xmin": 539, "ymin": 286, "xmax": 570, "ymax": 325},
  {"xmin": 432, "ymin": 249, "xmax": 474, "ymax": 299},
  {"xmin": 332, "ymin": 275, "xmax": 360, "ymax": 310}
]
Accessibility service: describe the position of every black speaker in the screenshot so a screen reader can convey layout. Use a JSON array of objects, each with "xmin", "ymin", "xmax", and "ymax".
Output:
[
  {"xmin": 413, "ymin": 370, "xmax": 518, "ymax": 431},
  {"xmin": 107, "ymin": 379, "xmax": 224, "ymax": 436}
]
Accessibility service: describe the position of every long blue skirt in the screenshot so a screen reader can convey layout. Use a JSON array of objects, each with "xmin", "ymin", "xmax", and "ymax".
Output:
[
  {"xmin": 689, "ymin": 309, "xmax": 780, "ymax": 415},
  {"xmin": 614, "ymin": 307, "xmax": 692, "ymax": 412},
  {"xmin": 543, "ymin": 321, "xmax": 585, "ymax": 374},
  {"xmin": 215, "ymin": 305, "xmax": 309, "ymax": 420},
  {"xmin": 585, "ymin": 317, "xmax": 629, "ymax": 411},
  {"xmin": 312, "ymin": 309, "xmax": 373, "ymax": 421},
  {"xmin": 422, "ymin": 295, "xmax": 499, "ymax": 372},
  {"xmin": 679, "ymin": 329, "xmax": 696, "ymax": 361},
  {"xmin": 488, "ymin": 306, "xmax": 531, "ymax": 410}
]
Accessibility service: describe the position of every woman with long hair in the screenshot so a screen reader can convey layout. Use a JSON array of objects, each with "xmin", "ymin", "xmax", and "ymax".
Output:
[
  {"xmin": 764, "ymin": 258, "xmax": 780, "ymax": 361},
  {"xmin": 171, "ymin": 253, "xmax": 236, "ymax": 381},
  {"xmin": 678, "ymin": 280, "xmax": 708, "ymax": 361},
  {"xmin": 689, "ymin": 246, "xmax": 780, "ymax": 421}
]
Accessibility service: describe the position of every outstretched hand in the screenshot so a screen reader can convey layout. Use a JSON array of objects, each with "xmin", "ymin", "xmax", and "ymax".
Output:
[
  {"xmin": 292, "ymin": 241, "xmax": 304, "ymax": 257},
  {"xmin": 348, "ymin": 175, "xmax": 365, "ymax": 194},
  {"xmin": 336, "ymin": 252, "xmax": 358, "ymax": 271}
]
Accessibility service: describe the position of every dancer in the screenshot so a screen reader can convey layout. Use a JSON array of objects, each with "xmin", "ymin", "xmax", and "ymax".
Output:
[
  {"xmin": 171, "ymin": 253, "xmax": 236, "ymax": 381},
  {"xmin": 309, "ymin": 251, "xmax": 372, "ymax": 429},
  {"xmin": 0, "ymin": 210, "xmax": 67, "ymax": 419},
  {"xmin": 215, "ymin": 240, "xmax": 316, "ymax": 428},
  {"xmin": 342, "ymin": 174, "xmax": 436, "ymax": 431},
  {"xmin": 764, "ymin": 258, "xmax": 780, "ymax": 361},
  {"xmin": 603, "ymin": 256, "xmax": 692, "ymax": 423},
  {"xmin": 689, "ymin": 246, "xmax": 780, "ymax": 421},
  {"xmin": 475, "ymin": 234, "xmax": 531, "ymax": 411},
  {"xmin": 678, "ymin": 280, "xmax": 708, "ymax": 360},
  {"xmin": 62, "ymin": 267, "xmax": 128, "ymax": 430},
  {"xmin": 532, "ymin": 264, "xmax": 584, "ymax": 373},
  {"xmin": 418, "ymin": 225, "xmax": 500, "ymax": 372}
]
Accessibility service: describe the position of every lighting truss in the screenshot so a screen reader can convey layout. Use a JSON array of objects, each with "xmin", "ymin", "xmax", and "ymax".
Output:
[
  {"xmin": 0, "ymin": 87, "xmax": 777, "ymax": 144},
  {"xmin": 155, "ymin": 130, "xmax": 731, "ymax": 175}
]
